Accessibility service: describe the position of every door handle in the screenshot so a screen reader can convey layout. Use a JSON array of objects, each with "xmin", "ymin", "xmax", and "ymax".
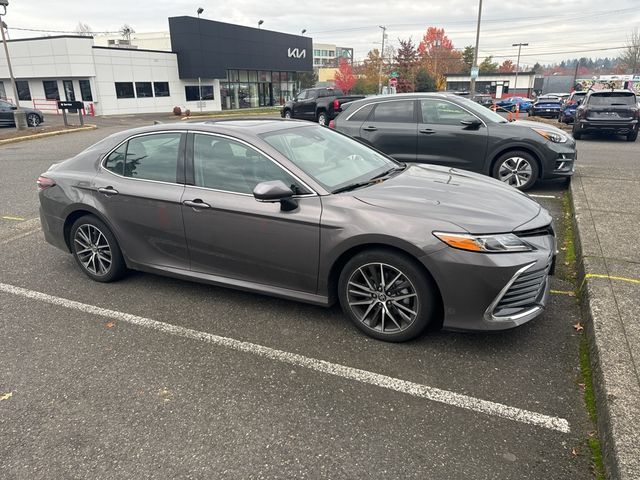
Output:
[
  {"xmin": 97, "ymin": 186, "xmax": 119, "ymax": 196},
  {"xmin": 419, "ymin": 128, "xmax": 436, "ymax": 134},
  {"xmin": 362, "ymin": 126, "xmax": 377, "ymax": 132},
  {"xmin": 183, "ymin": 199, "xmax": 211, "ymax": 209}
]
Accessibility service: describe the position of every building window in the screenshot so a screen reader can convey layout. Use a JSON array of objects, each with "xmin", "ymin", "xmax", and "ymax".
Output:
[
  {"xmin": 79, "ymin": 80, "xmax": 93, "ymax": 101},
  {"xmin": 43, "ymin": 80, "xmax": 60, "ymax": 100},
  {"xmin": 16, "ymin": 80, "xmax": 32, "ymax": 101},
  {"xmin": 154, "ymin": 82, "xmax": 170, "ymax": 97},
  {"xmin": 135, "ymin": 82, "xmax": 153, "ymax": 98},
  {"xmin": 185, "ymin": 85, "xmax": 214, "ymax": 101},
  {"xmin": 115, "ymin": 82, "xmax": 135, "ymax": 99}
]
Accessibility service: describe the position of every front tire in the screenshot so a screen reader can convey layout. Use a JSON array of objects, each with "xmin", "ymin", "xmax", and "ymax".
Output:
[
  {"xmin": 338, "ymin": 249, "xmax": 436, "ymax": 342},
  {"xmin": 283, "ymin": 109, "xmax": 292, "ymax": 119},
  {"xmin": 492, "ymin": 150, "xmax": 539, "ymax": 190},
  {"xmin": 572, "ymin": 124, "xmax": 582, "ymax": 140},
  {"xmin": 70, "ymin": 215, "xmax": 126, "ymax": 282},
  {"xmin": 27, "ymin": 113, "xmax": 41, "ymax": 127}
]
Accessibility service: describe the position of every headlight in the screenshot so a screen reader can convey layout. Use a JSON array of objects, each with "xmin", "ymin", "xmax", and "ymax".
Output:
[
  {"xmin": 433, "ymin": 232, "xmax": 533, "ymax": 253},
  {"xmin": 532, "ymin": 128, "xmax": 568, "ymax": 143}
]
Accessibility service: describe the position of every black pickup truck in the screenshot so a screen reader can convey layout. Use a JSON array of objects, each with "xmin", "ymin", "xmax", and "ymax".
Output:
[{"xmin": 281, "ymin": 88, "xmax": 365, "ymax": 125}]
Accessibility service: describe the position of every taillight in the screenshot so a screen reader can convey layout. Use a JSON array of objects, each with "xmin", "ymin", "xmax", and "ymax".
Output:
[
  {"xmin": 333, "ymin": 99, "xmax": 340, "ymax": 111},
  {"xmin": 37, "ymin": 176, "xmax": 56, "ymax": 191},
  {"xmin": 328, "ymin": 119, "xmax": 335, "ymax": 129}
]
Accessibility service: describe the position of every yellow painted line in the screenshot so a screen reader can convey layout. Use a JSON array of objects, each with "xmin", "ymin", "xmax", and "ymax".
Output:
[
  {"xmin": 551, "ymin": 290, "xmax": 575, "ymax": 296},
  {"xmin": 1, "ymin": 216, "xmax": 25, "ymax": 221},
  {"xmin": 578, "ymin": 273, "xmax": 640, "ymax": 293}
]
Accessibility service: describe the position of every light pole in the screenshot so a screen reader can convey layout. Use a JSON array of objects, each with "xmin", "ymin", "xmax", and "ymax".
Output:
[
  {"xmin": 301, "ymin": 29, "xmax": 306, "ymax": 36},
  {"xmin": 0, "ymin": 0, "xmax": 24, "ymax": 129},
  {"xmin": 469, "ymin": 0, "xmax": 483, "ymax": 95},
  {"xmin": 197, "ymin": 7, "xmax": 204, "ymax": 112},
  {"xmin": 434, "ymin": 37, "xmax": 441, "ymax": 85},
  {"xmin": 377, "ymin": 25, "xmax": 386, "ymax": 94},
  {"xmin": 512, "ymin": 42, "xmax": 528, "ymax": 95},
  {"xmin": 258, "ymin": 20, "xmax": 264, "ymax": 29}
]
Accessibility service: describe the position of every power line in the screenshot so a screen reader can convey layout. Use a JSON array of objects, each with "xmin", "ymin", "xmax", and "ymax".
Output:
[{"xmin": 8, "ymin": 26, "xmax": 119, "ymax": 35}]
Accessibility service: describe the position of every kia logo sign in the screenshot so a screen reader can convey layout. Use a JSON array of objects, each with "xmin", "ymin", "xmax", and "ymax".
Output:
[{"xmin": 287, "ymin": 48, "xmax": 306, "ymax": 59}]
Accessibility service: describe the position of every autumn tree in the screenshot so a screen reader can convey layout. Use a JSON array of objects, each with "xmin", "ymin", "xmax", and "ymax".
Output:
[
  {"xmin": 416, "ymin": 27, "xmax": 464, "ymax": 86},
  {"xmin": 334, "ymin": 58, "xmax": 356, "ymax": 93},
  {"xmin": 415, "ymin": 69, "xmax": 437, "ymax": 92},
  {"xmin": 360, "ymin": 49, "xmax": 384, "ymax": 93},
  {"xmin": 479, "ymin": 56, "xmax": 498, "ymax": 74},
  {"xmin": 394, "ymin": 38, "xmax": 419, "ymax": 93},
  {"xmin": 498, "ymin": 60, "xmax": 515, "ymax": 73}
]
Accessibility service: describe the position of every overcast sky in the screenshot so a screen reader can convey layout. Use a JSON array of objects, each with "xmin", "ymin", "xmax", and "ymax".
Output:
[{"xmin": 4, "ymin": 0, "xmax": 639, "ymax": 66}]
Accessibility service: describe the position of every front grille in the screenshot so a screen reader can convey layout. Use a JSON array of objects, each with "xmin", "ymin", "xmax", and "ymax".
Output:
[{"xmin": 494, "ymin": 264, "xmax": 550, "ymax": 315}]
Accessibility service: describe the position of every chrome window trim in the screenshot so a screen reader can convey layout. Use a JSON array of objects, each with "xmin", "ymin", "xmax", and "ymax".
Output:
[
  {"xmin": 344, "ymin": 98, "xmax": 415, "ymax": 122},
  {"xmin": 189, "ymin": 131, "xmax": 319, "ymax": 197},
  {"xmin": 99, "ymin": 130, "xmax": 186, "ymax": 186}
]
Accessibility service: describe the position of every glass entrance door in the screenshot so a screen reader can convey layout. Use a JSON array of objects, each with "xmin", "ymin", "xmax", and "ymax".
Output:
[{"xmin": 63, "ymin": 80, "xmax": 76, "ymax": 101}]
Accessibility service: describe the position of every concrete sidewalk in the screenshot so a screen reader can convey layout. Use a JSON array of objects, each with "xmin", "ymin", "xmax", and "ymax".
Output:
[{"xmin": 570, "ymin": 140, "xmax": 640, "ymax": 480}]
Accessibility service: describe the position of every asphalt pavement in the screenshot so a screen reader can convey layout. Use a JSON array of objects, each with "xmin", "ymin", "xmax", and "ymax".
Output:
[{"xmin": 0, "ymin": 120, "xmax": 600, "ymax": 479}]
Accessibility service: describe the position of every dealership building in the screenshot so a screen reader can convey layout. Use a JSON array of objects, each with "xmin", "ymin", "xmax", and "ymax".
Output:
[{"xmin": 0, "ymin": 17, "xmax": 312, "ymax": 116}]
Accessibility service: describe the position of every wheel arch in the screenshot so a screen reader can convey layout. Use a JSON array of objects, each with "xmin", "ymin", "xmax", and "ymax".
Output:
[
  {"xmin": 489, "ymin": 145, "xmax": 543, "ymax": 179},
  {"xmin": 62, "ymin": 205, "xmax": 122, "ymax": 255},
  {"xmin": 326, "ymin": 242, "xmax": 445, "ymax": 331}
]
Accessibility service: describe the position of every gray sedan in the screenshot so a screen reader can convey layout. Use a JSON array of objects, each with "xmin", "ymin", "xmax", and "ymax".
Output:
[
  {"xmin": 0, "ymin": 99, "xmax": 44, "ymax": 127},
  {"xmin": 38, "ymin": 120, "xmax": 555, "ymax": 342}
]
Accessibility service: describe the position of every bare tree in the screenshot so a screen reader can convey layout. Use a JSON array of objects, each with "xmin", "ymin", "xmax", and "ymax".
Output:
[
  {"xmin": 75, "ymin": 22, "xmax": 93, "ymax": 36},
  {"xmin": 120, "ymin": 24, "xmax": 135, "ymax": 43},
  {"xmin": 620, "ymin": 28, "xmax": 640, "ymax": 74}
]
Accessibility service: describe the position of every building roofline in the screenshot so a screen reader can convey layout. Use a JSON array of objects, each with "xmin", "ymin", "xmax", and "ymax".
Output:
[
  {"xmin": 6, "ymin": 35, "xmax": 94, "ymax": 43},
  {"xmin": 92, "ymin": 46, "xmax": 177, "ymax": 55},
  {"xmin": 445, "ymin": 71, "xmax": 537, "ymax": 77}
]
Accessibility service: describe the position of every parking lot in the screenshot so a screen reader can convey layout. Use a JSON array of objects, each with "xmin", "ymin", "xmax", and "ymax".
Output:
[{"xmin": 1, "ymin": 120, "xmax": 626, "ymax": 479}]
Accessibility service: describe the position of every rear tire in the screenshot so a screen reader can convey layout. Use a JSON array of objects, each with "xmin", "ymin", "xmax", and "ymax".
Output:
[
  {"xmin": 69, "ymin": 215, "xmax": 126, "ymax": 282},
  {"xmin": 317, "ymin": 111, "xmax": 327, "ymax": 126},
  {"xmin": 338, "ymin": 249, "xmax": 436, "ymax": 342}
]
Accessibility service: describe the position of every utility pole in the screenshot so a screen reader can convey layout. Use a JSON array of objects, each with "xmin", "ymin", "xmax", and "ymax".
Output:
[
  {"xmin": 469, "ymin": 0, "xmax": 483, "ymax": 95},
  {"xmin": 197, "ymin": 7, "xmax": 204, "ymax": 112},
  {"xmin": 0, "ymin": 4, "xmax": 20, "ymax": 108},
  {"xmin": 377, "ymin": 25, "xmax": 386, "ymax": 94},
  {"xmin": 512, "ymin": 42, "xmax": 528, "ymax": 95}
]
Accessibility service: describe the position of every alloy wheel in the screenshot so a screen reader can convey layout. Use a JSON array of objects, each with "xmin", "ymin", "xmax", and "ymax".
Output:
[
  {"xmin": 497, "ymin": 157, "xmax": 533, "ymax": 188},
  {"xmin": 346, "ymin": 262, "xmax": 419, "ymax": 334},
  {"xmin": 73, "ymin": 224, "xmax": 112, "ymax": 276},
  {"xmin": 27, "ymin": 114, "xmax": 41, "ymax": 127}
]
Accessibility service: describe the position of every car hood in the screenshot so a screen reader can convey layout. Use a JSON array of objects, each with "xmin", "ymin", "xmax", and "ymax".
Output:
[{"xmin": 353, "ymin": 164, "xmax": 547, "ymax": 234}]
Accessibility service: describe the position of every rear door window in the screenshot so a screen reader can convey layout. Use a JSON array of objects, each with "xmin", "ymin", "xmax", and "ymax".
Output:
[
  {"xmin": 371, "ymin": 100, "xmax": 415, "ymax": 123},
  {"xmin": 347, "ymin": 104, "xmax": 374, "ymax": 122}
]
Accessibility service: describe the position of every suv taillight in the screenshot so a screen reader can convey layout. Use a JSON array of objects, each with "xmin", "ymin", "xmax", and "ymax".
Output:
[
  {"xmin": 37, "ymin": 176, "xmax": 56, "ymax": 191},
  {"xmin": 333, "ymin": 99, "xmax": 340, "ymax": 111},
  {"xmin": 328, "ymin": 119, "xmax": 335, "ymax": 129}
]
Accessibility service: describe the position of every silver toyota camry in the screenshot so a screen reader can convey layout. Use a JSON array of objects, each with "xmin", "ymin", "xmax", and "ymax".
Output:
[{"xmin": 38, "ymin": 120, "xmax": 555, "ymax": 342}]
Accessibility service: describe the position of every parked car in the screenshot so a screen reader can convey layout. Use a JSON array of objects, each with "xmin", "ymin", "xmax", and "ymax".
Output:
[
  {"xmin": 529, "ymin": 95, "xmax": 563, "ymax": 118},
  {"xmin": 0, "ymin": 100, "xmax": 44, "ymax": 127},
  {"xmin": 558, "ymin": 91, "xmax": 588, "ymax": 124},
  {"xmin": 471, "ymin": 94, "xmax": 493, "ymax": 108},
  {"xmin": 573, "ymin": 89, "xmax": 639, "ymax": 141},
  {"xmin": 333, "ymin": 93, "xmax": 575, "ymax": 190},
  {"xmin": 38, "ymin": 120, "xmax": 556, "ymax": 342},
  {"xmin": 281, "ymin": 88, "xmax": 364, "ymax": 126},
  {"xmin": 495, "ymin": 96, "xmax": 533, "ymax": 113}
]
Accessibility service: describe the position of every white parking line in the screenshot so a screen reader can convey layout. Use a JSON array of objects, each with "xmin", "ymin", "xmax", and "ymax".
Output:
[
  {"xmin": 0, "ymin": 282, "xmax": 570, "ymax": 434},
  {"xmin": 528, "ymin": 194, "xmax": 557, "ymax": 199}
]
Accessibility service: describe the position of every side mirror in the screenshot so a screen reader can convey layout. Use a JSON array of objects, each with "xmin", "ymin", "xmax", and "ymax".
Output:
[
  {"xmin": 11, "ymin": 105, "xmax": 17, "ymax": 110},
  {"xmin": 253, "ymin": 180, "xmax": 298, "ymax": 211},
  {"xmin": 460, "ymin": 118, "xmax": 482, "ymax": 129}
]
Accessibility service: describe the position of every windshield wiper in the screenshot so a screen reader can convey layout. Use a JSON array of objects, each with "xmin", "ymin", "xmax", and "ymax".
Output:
[{"xmin": 332, "ymin": 164, "xmax": 406, "ymax": 194}]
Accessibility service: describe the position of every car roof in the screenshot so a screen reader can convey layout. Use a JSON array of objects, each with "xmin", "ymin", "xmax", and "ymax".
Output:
[{"xmin": 587, "ymin": 89, "xmax": 636, "ymax": 95}]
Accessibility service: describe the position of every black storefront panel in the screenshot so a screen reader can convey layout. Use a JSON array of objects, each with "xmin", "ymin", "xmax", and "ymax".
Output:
[{"xmin": 169, "ymin": 17, "xmax": 313, "ymax": 79}]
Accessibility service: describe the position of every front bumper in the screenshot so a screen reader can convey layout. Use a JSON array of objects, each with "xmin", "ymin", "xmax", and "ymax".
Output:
[
  {"xmin": 539, "ymin": 141, "xmax": 577, "ymax": 179},
  {"xmin": 422, "ymin": 231, "xmax": 555, "ymax": 331}
]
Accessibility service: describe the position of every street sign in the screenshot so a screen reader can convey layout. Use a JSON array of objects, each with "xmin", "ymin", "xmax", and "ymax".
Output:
[
  {"xmin": 470, "ymin": 67, "xmax": 479, "ymax": 79},
  {"xmin": 389, "ymin": 77, "xmax": 398, "ymax": 87},
  {"xmin": 57, "ymin": 101, "xmax": 84, "ymax": 110},
  {"xmin": 390, "ymin": 71, "xmax": 399, "ymax": 78}
]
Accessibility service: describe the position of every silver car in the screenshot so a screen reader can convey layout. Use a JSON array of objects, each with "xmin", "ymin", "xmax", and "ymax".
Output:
[{"xmin": 38, "ymin": 120, "xmax": 555, "ymax": 342}]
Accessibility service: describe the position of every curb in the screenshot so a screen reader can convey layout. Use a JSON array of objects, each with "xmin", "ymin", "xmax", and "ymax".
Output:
[
  {"xmin": 570, "ymin": 175, "xmax": 640, "ymax": 480},
  {"xmin": 0, "ymin": 125, "xmax": 98, "ymax": 146}
]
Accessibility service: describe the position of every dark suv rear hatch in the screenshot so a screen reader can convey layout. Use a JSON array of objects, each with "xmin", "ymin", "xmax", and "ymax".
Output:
[{"xmin": 586, "ymin": 91, "xmax": 637, "ymax": 121}]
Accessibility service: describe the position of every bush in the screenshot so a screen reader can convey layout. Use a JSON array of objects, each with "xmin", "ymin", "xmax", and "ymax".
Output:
[
  {"xmin": 172, "ymin": 106, "xmax": 182, "ymax": 116},
  {"xmin": 184, "ymin": 109, "xmax": 191, "ymax": 117}
]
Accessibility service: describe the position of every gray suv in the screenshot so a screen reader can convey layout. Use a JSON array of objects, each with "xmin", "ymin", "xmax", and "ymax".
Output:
[{"xmin": 333, "ymin": 93, "xmax": 576, "ymax": 190}]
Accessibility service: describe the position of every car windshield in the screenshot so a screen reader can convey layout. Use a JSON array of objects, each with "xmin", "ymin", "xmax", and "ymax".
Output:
[
  {"xmin": 589, "ymin": 93, "xmax": 636, "ymax": 106},
  {"xmin": 260, "ymin": 125, "xmax": 400, "ymax": 192},
  {"xmin": 454, "ymin": 96, "xmax": 508, "ymax": 123}
]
